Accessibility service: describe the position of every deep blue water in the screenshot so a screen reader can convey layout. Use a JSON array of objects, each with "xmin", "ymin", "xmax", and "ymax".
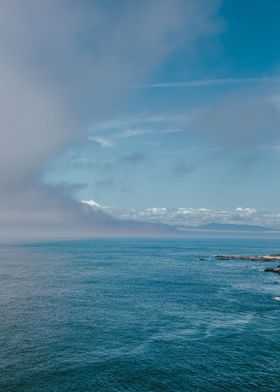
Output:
[{"xmin": 1, "ymin": 238, "xmax": 280, "ymax": 391}]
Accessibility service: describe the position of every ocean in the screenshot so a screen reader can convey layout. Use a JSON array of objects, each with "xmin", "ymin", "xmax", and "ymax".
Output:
[{"xmin": 1, "ymin": 238, "xmax": 280, "ymax": 391}]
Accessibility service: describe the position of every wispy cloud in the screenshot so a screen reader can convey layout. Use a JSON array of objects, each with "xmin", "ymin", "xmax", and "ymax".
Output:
[
  {"xmin": 136, "ymin": 76, "xmax": 280, "ymax": 88},
  {"xmin": 88, "ymin": 113, "xmax": 197, "ymax": 147},
  {"xmin": 88, "ymin": 128, "xmax": 150, "ymax": 147}
]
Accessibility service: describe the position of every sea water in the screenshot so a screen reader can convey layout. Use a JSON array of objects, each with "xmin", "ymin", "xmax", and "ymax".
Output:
[{"xmin": 1, "ymin": 238, "xmax": 280, "ymax": 391}]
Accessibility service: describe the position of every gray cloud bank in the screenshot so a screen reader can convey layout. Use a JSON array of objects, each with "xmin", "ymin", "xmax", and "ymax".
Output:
[{"xmin": 0, "ymin": 0, "xmax": 222, "ymax": 237}]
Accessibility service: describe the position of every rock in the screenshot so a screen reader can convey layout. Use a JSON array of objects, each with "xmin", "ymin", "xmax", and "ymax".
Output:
[
  {"xmin": 265, "ymin": 266, "xmax": 280, "ymax": 274},
  {"xmin": 216, "ymin": 254, "xmax": 280, "ymax": 261}
]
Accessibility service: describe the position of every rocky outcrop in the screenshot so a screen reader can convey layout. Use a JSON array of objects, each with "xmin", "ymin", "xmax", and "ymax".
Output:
[
  {"xmin": 216, "ymin": 254, "xmax": 280, "ymax": 261},
  {"xmin": 265, "ymin": 266, "xmax": 280, "ymax": 274}
]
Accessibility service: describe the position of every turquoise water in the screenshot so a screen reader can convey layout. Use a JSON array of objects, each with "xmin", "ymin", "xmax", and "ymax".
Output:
[{"xmin": 1, "ymin": 238, "xmax": 280, "ymax": 391}]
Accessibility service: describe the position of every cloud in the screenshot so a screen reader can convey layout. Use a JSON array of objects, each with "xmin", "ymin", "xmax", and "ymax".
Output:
[
  {"xmin": 89, "ymin": 83, "xmax": 280, "ymax": 156},
  {"xmin": 136, "ymin": 76, "xmax": 280, "ymax": 88},
  {"xmin": 0, "ymin": 0, "xmax": 223, "ymax": 237},
  {"xmin": 88, "ymin": 128, "xmax": 150, "ymax": 147},
  {"xmin": 93, "ymin": 87, "xmax": 280, "ymax": 155},
  {"xmin": 83, "ymin": 201, "xmax": 280, "ymax": 230},
  {"xmin": 119, "ymin": 152, "xmax": 147, "ymax": 164},
  {"xmin": 193, "ymin": 90, "xmax": 280, "ymax": 149},
  {"xmin": 87, "ymin": 152, "xmax": 148, "ymax": 194},
  {"xmin": 88, "ymin": 112, "xmax": 196, "ymax": 147},
  {"xmin": 172, "ymin": 163, "xmax": 196, "ymax": 175}
]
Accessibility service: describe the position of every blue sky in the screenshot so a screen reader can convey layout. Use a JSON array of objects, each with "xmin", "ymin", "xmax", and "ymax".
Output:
[
  {"xmin": 44, "ymin": 0, "xmax": 280, "ymax": 215},
  {"xmin": 1, "ymin": 0, "xmax": 280, "ymax": 236}
]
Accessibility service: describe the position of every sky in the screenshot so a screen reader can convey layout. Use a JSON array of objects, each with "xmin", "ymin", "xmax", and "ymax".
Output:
[{"xmin": 2, "ymin": 0, "xmax": 280, "ymax": 237}]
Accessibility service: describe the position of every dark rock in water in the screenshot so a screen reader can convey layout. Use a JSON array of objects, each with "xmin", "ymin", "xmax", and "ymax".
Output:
[
  {"xmin": 216, "ymin": 254, "xmax": 280, "ymax": 261},
  {"xmin": 215, "ymin": 254, "xmax": 280, "ymax": 276},
  {"xmin": 265, "ymin": 266, "xmax": 280, "ymax": 274}
]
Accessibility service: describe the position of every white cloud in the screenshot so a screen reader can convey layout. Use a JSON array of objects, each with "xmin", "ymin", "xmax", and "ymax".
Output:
[
  {"xmin": 88, "ymin": 112, "xmax": 197, "ymax": 147},
  {"xmin": 82, "ymin": 200, "xmax": 280, "ymax": 229},
  {"xmin": 235, "ymin": 207, "xmax": 257, "ymax": 217},
  {"xmin": 81, "ymin": 199, "xmax": 101, "ymax": 209},
  {"xmin": 136, "ymin": 76, "xmax": 280, "ymax": 88},
  {"xmin": 88, "ymin": 136, "xmax": 115, "ymax": 148}
]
